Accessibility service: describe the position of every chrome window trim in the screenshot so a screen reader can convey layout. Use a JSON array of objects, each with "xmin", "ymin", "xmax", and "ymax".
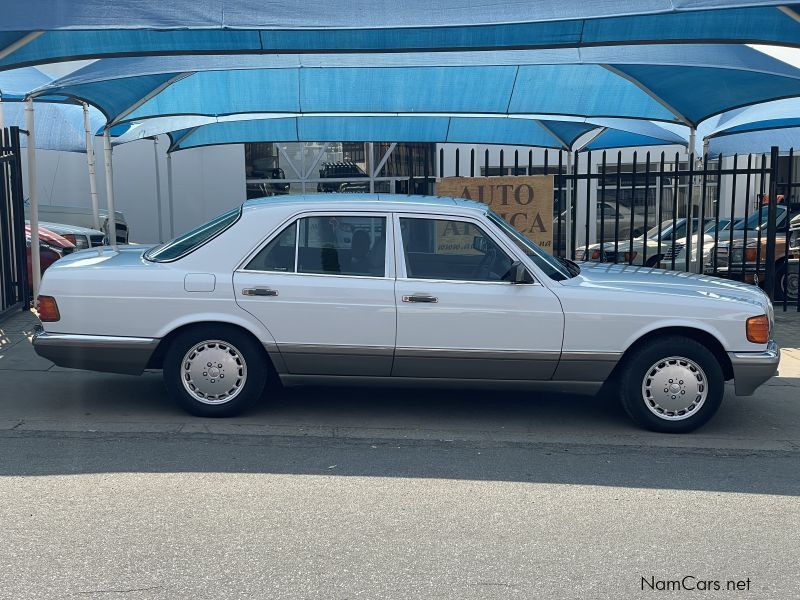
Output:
[{"xmin": 392, "ymin": 212, "xmax": 541, "ymax": 285}]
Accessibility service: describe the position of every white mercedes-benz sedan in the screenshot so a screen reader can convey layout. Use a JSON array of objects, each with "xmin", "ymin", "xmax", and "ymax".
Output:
[{"xmin": 33, "ymin": 194, "xmax": 779, "ymax": 433}]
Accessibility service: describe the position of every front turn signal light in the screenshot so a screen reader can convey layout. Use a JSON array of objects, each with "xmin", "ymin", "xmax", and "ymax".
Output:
[
  {"xmin": 746, "ymin": 315, "xmax": 770, "ymax": 344},
  {"xmin": 36, "ymin": 295, "xmax": 60, "ymax": 322}
]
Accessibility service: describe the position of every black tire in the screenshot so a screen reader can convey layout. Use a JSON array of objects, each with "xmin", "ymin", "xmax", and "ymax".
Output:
[
  {"xmin": 644, "ymin": 254, "xmax": 663, "ymax": 268},
  {"xmin": 618, "ymin": 335, "xmax": 724, "ymax": 433},
  {"xmin": 163, "ymin": 325, "xmax": 269, "ymax": 417},
  {"xmin": 775, "ymin": 263, "xmax": 799, "ymax": 302}
]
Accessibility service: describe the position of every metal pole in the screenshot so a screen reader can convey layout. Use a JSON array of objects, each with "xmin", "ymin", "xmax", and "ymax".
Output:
[
  {"xmin": 152, "ymin": 137, "xmax": 164, "ymax": 243},
  {"xmin": 368, "ymin": 142, "xmax": 375, "ymax": 193},
  {"xmin": 687, "ymin": 127, "xmax": 697, "ymax": 271},
  {"xmin": 565, "ymin": 150, "xmax": 573, "ymax": 257},
  {"xmin": 25, "ymin": 98, "xmax": 41, "ymax": 299},
  {"xmin": 0, "ymin": 94, "xmax": 4, "ymax": 131},
  {"xmin": 166, "ymin": 152, "xmax": 175, "ymax": 238},
  {"xmin": 103, "ymin": 130, "xmax": 118, "ymax": 250},
  {"xmin": 82, "ymin": 102, "xmax": 100, "ymax": 231},
  {"xmin": 764, "ymin": 146, "xmax": 780, "ymax": 300}
]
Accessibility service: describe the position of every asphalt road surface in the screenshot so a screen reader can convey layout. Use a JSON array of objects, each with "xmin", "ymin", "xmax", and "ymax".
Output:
[{"xmin": 1, "ymin": 427, "xmax": 799, "ymax": 600}]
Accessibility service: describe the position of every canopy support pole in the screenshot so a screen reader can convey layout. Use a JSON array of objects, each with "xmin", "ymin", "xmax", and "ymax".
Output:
[
  {"xmin": 25, "ymin": 99, "xmax": 41, "ymax": 299},
  {"xmin": 167, "ymin": 152, "xmax": 175, "ymax": 238},
  {"xmin": 0, "ymin": 32, "xmax": 44, "ymax": 61},
  {"xmin": 368, "ymin": 142, "xmax": 375, "ymax": 193},
  {"xmin": 82, "ymin": 102, "xmax": 101, "ymax": 231},
  {"xmin": 566, "ymin": 150, "xmax": 573, "ymax": 258},
  {"xmin": 152, "ymin": 137, "xmax": 164, "ymax": 242},
  {"xmin": 0, "ymin": 94, "xmax": 5, "ymax": 131},
  {"xmin": 103, "ymin": 130, "xmax": 118, "ymax": 250}
]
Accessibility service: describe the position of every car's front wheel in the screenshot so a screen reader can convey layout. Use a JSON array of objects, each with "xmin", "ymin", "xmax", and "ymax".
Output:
[
  {"xmin": 618, "ymin": 336, "xmax": 724, "ymax": 433},
  {"xmin": 163, "ymin": 326, "xmax": 268, "ymax": 417}
]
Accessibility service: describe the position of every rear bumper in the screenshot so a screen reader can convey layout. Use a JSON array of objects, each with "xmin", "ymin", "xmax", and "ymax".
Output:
[
  {"xmin": 728, "ymin": 339, "xmax": 780, "ymax": 396},
  {"xmin": 32, "ymin": 327, "xmax": 158, "ymax": 375}
]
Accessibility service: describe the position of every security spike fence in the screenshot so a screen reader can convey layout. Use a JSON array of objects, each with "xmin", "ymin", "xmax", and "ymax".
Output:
[
  {"xmin": 0, "ymin": 127, "xmax": 28, "ymax": 318},
  {"xmin": 436, "ymin": 145, "xmax": 799, "ymax": 311}
]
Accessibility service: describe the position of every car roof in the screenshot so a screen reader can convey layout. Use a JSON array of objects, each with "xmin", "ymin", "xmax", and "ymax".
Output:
[{"xmin": 243, "ymin": 193, "xmax": 490, "ymax": 216}]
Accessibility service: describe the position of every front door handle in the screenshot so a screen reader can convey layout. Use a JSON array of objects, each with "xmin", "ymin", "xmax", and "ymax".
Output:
[
  {"xmin": 402, "ymin": 294, "xmax": 438, "ymax": 303},
  {"xmin": 242, "ymin": 287, "xmax": 278, "ymax": 297}
]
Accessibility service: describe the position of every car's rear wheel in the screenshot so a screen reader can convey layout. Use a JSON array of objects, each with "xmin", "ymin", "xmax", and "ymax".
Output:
[
  {"xmin": 618, "ymin": 336, "xmax": 724, "ymax": 433},
  {"xmin": 163, "ymin": 326, "xmax": 268, "ymax": 417}
]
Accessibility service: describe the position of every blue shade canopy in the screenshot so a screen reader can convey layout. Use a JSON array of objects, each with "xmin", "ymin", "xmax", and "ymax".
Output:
[
  {"xmin": 0, "ymin": 101, "xmax": 105, "ymax": 152},
  {"xmin": 707, "ymin": 128, "xmax": 800, "ymax": 156},
  {"xmin": 33, "ymin": 45, "xmax": 800, "ymax": 128},
  {"xmin": 161, "ymin": 115, "xmax": 685, "ymax": 153},
  {"xmin": 0, "ymin": 66, "xmax": 52, "ymax": 100},
  {"xmin": 0, "ymin": 1, "xmax": 789, "ymax": 30},
  {"xmin": 2, "ymin": 4, "xmax": 800, "ymax": 73}
]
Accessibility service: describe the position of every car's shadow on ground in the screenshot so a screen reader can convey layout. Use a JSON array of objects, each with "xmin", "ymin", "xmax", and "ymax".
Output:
[{"xmin": 5, "ymin": 370, "xmax": 800, "ymax": 495}]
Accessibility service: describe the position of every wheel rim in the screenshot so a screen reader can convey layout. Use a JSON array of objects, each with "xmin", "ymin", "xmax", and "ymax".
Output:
[
  {"xmin": 641, "ymin": 356, "xmax": 708, "ymax": 421},
  {"xmin": 783, "ymin": 271, "xmax": 799, "ymax": 301},
  {"xmin": 180, "ymin": 340, "xmax": 248, "ymax": 405}
]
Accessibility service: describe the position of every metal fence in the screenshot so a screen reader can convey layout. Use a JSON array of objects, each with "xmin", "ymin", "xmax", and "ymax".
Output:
[
  {"xmin": 0, "ymin": 127, "xmax": 28, "ymax": 319},
  {"xmin": 436, "ymin": 145, "xmax": 799, "ymax": 311}
]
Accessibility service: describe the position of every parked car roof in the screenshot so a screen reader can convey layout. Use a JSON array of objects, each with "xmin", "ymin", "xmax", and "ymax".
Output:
[{"xmin": 243, "ymin": 193, "xmax": 489, "ymax": 215}]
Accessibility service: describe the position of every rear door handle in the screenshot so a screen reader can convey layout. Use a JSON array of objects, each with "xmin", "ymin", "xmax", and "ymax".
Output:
[
  {"xmin": 242, "ymin": 287, "xmax": 278, "ymax": 297},
  {"xmin": 402, "ymin": 294, "xmax": 438, "ymax": 303}
]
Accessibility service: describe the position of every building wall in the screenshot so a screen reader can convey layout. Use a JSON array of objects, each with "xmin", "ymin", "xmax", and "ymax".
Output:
[{"xmin": 22, "ymin": 135, "xmax": 246, "ymax": 244}]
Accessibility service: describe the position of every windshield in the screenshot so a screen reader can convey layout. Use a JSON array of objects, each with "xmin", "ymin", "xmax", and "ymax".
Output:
[
  {"xmin": 733, "ymin": 206, "xmax": 786, "ymax": 231},
  {"xmin": 145, "ymin": 206, "xmax": 241, "ymax": 262},
  {"xmin": 488, "ymin": 211, "xmax": 573, "ymax": 280}
]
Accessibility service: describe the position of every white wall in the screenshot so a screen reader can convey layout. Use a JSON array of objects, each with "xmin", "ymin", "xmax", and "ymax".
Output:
[{"xmin": 22, "ymin": 135, "xmax": 246, "ymax": 244}]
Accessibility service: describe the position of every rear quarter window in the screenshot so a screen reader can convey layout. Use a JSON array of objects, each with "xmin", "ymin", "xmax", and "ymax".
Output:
[{"xmin": 145, "ymin": 207, "xmax": 241, "ymax": 262}]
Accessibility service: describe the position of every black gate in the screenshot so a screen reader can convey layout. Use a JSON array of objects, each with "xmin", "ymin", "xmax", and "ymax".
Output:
[
  {"xmin": 438, "ymin": 145, "xmax": 799, "ymax": 311},
  {"xmin": 0, "ymin": 127, "xmax": 29, "ymax": 319}
]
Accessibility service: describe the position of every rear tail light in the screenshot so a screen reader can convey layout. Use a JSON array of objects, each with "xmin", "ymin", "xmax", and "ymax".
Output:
[
  {"xmin": 624, "ymin": 251, "xmax": 638, "ymax": 263},
  {"xmin": 746, "ymin": 315, "xmax": 770, "ymax": 344},
  {"xmin": 36, "ymin": 295, "xmax": 60, "ymax": 322},
  {"xmin": 743, "ymin": 247, "xmax": 758, "ymax": 262},
  {"xmin": 591, "ymin": 249, "xmax": 602, "ymax": 260}
]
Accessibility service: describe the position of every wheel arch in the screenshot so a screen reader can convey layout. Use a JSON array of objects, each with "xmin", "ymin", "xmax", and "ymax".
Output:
[
  {"xmin": 147, "ymin": 319, "xmax": 279, "ymax": 372},
  {"xmin": 613, "ymin": 326, "xmax": 734, "ymax": 382}
]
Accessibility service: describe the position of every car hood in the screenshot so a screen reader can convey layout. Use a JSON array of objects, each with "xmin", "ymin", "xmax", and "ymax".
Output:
[
  {"xmin": 563, "ymin": 261, "xmax": 769, "ymax": 310},
  {"xmin": 39, "ymin": 221, "xmax": 105, "ymax": 236}
]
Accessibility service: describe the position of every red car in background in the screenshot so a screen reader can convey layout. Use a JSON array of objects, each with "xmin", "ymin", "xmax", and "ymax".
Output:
[{"xmin": 25, "ymin": 224, "xmax": 75, "ymax": 288}]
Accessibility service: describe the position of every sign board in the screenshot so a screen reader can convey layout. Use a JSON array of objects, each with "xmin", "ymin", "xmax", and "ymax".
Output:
[{"xmin": 435, "ymin": 176, "xmax": 554, "ymax": 252}]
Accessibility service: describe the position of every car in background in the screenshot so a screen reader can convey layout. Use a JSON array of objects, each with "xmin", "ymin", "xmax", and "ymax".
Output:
[
  {"xmin": 34, "ymin": 194, "xmax": 778, "ymax": 434},
  {"xmin": 553, "ymin": 202, "xmax": 648, "ymax": 254},
  {"xmin": 25, "ymin": 224, "xmax": 75, "ymax": 289},
  {"xmin": 317, "ymin": 162, "xmax": 369, "ymax": 193},
  {"xmin": 711, "ymin": 212, "xmax": 800, "ymax": 301},
  {"xmin": 25, "ymin": 202, "xmax": 129, "ymax": 244},
  {"xmin": 668, "ymin": 205, "xmax": 791, "ymax": 271},
  {"xmin": 576, "ymin": 218, "xmax": 732, "ymax": 266},
  {"xmin": 31, "ymin": 221, "xmax": 105, "ymax": 250}
]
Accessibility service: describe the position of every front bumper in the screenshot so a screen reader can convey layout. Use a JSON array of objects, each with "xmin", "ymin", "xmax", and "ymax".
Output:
[
  {"xmin": 32, "ymin": 327, "xmax": 159, "ymax": 375},
  {"xmin": 727, "ymin": 339, "xmax": 780, "ymax": 396}
]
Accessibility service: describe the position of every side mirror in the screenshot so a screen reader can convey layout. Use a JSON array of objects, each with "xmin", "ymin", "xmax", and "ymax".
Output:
[
  {"xmin": 506, "ymin": 260, "xmax": 535, "ymax": 284},
  {"xmin": 472, "ymin": 235, "xmax": 488, "ymax": 253}
]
